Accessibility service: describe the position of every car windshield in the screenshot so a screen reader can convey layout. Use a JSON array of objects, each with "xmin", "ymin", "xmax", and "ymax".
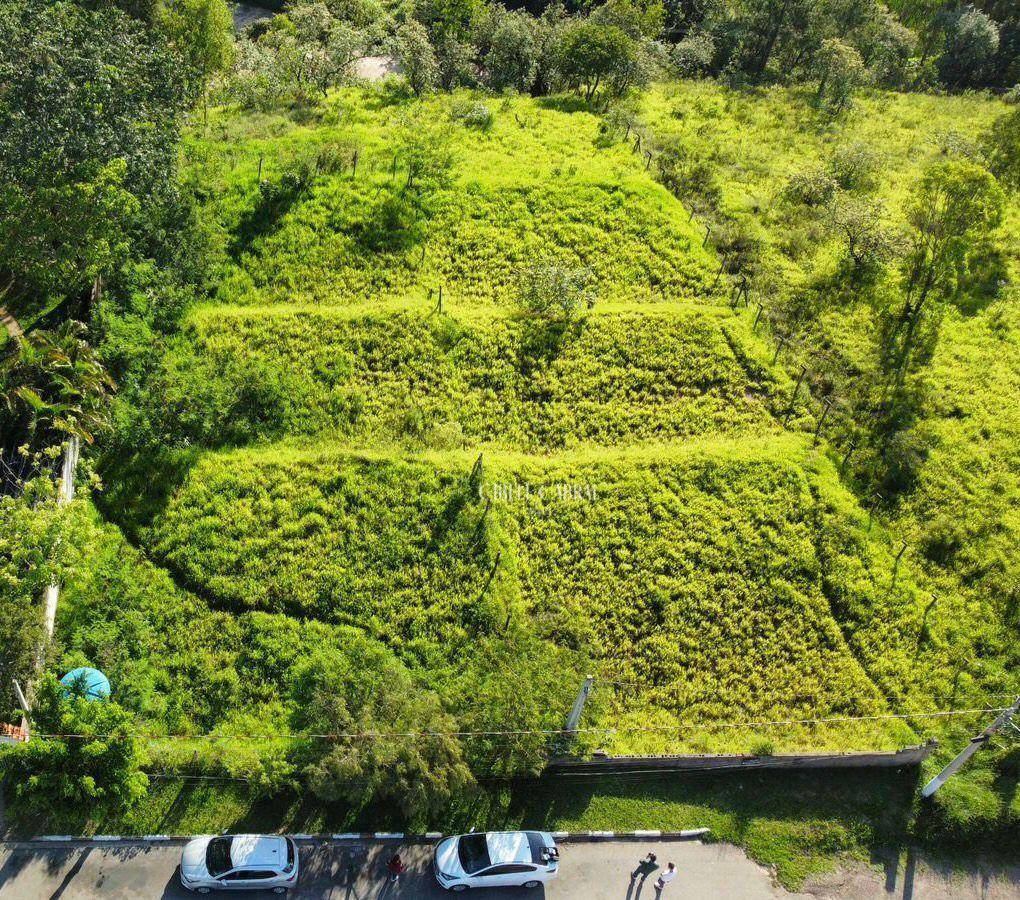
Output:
[
  {"xmin": 526, "ymin": 832, "xmax": 546, "ymax": 863},
  {"xmin": 457, "ymin": 834, "xmax": 491, "ymax": 874},
  {"xmin": 206, "ymin": 837, "xmax": 233, "ymax": 877}
]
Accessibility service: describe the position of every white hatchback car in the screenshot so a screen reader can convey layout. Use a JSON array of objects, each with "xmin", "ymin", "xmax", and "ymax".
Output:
[
  {"xmin": 179, "ymin": 834, "xmax": 299, "ymax": 893},
  {"xmin": 434, "ymin": 830, "xmax": 559, "ymax": 892}
]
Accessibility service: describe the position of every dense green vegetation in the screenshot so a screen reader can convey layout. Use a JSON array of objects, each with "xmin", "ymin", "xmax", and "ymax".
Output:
[
  {"xmin": 2, "ymin": 0, "xmax": 1019, "ymax": 885},
  {"xmin": 186, "ymin": 91, "xmax": 718, "ymax": 310},
  {"xmin": 126, "ymin": 303, "xmax": 782, "ymax": 449}
]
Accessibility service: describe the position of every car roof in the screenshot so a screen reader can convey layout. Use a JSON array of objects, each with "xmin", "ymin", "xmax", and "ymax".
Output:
[
  {"xmin": 485, "ymin": 831, "xmax": 531, "ymax": 865},
  {"xmin": 229, "ymin": 835, "xmax": 287, "ymax": 869}
]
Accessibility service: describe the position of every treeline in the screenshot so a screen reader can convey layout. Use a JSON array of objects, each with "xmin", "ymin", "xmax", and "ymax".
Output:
[
  {"xmin": 0, "ymin": 0, "xmax": 230, "ymax": 457},
  {"xmin": 223, "ymin": 0, "xmax": 1019, "ymax": 114}
]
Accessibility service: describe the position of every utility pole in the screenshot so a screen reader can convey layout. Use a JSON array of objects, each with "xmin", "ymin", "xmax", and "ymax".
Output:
[
  {"xmin": 12, "ymin": 680, "xmax": 30, "ymax": 740},
  {"xmin": 41, "ymin": 435, "xmax": 79, "ymax": 642},
  {"xmin": 564, "ymin": 676, "xmax": 596, "ymax": 734},
  {"xmin": 921, "ymin": 696, "xmax": 1020, "ymax": 797}
]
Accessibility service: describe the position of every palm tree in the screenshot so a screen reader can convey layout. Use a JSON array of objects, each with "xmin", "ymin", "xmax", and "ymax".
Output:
[{"xmin": 0, "ymin": 320, "xmax": 115, "ymax": 454}]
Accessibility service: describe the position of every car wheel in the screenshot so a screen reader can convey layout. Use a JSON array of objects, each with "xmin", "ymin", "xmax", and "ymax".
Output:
[
  {"xmin": 450, "ymin": 885, "xmax": 469, "ymax": 892},
  {"xmin": 272, "ymin": 889, "xmax": 288, "ymax": 895},
  {"xmin": 523, "ymin": 881, "xmax": 541, "ymax": 889},
  {"xmin": 195, "ymin": 890, "xmax": 211, "ymax": 895}
]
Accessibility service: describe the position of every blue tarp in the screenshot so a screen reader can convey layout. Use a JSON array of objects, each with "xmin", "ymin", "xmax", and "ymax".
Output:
[{"xmin": 60, "ymin": 667, "xmax": 111, "ymax": 701}]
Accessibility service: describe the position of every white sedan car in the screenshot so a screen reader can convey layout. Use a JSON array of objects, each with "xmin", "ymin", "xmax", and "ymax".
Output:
[
  {"xmin": 179, "ymin": 834, "xmax": 299, "ymax": 893},
  {"xmin": 434, "ymin": 830, "xmax": 559, "ymax": 891}
]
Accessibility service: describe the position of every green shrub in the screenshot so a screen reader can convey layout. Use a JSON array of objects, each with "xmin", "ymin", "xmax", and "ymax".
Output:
[{"xmin": 1, "ymin": 678, "xmax": 148, "ymax": 820}]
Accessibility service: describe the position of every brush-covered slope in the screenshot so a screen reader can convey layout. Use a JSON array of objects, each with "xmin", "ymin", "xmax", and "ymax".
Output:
[
  {"xmin": 132, "ymin": 434, "xmax": 1005, "ymax": 752},
  {"xmin": 147, "ymin": 302, "xmax": 785, "ymax": 449},
  {"xmin": 190, "ymin": 90, "xmax": 722, "ymax": 310}
]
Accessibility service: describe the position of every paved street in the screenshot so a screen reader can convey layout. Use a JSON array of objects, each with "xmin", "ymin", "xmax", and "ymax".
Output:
[{"xmin": 0, "ymin": 839, "xmax": 803, "ymax": 899}]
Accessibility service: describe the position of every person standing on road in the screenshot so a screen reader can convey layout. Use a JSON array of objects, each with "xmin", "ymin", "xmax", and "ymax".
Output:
[
  {"xmin": 654, "ymin": 861, "xmax": 677, "ymax": 892},
  {"xmin": 387, "ymin": 852, "xmax": 407, "ymax": 883},
  {"xmin": 632, "ymin": 852, "xmax": 657, "ymax": 879}
]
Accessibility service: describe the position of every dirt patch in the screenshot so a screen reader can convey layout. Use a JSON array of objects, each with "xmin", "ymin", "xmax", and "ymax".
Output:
[
  {"xmin": 354, "ymin": 55, "xmax": 403, "ymax": 81},
  {"xmin": 804, "ymin": 850, "xmax": 1020, "ymax": 899}
]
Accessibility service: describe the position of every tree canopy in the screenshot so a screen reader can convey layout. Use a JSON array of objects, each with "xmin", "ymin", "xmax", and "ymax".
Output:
[{"xmin": 0, "ymin": 0, "xmax": 187, "ymax": 316}]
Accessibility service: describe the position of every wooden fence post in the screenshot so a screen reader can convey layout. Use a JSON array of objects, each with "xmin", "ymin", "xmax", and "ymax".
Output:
[
  {"xmin": 813, "ymin": 398, "xmax": 833, "ymax": 445},
  {"xmin": 840, "ymin": 441, "xmax": 856, "ymax": 476},
  {"xmin": 476, "ymin": 551, "xmax": 502, "ymax": 604},
  {"xmin": 772, "ymin": 335, "xmax": 787, "ymax": 365},
  {"xmin": 785, "ymin": 366, "xmax": 808, "ymax": 423}
]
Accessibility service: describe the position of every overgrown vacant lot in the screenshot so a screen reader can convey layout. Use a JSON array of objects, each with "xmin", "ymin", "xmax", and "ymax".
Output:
[
  {"xmin": 191, "ymin": 91, "xmax": 719, "ymax": 309},
  {"xmin": 97, "ymin": 84, "xmax": 1017, "ymax": 758},
  {"xmin": 65, "ymin": 80, "xmax": 1017, "ymax": 858},
  {"xmin": 148, "ymin": 302, "xmax": 785, "ymax": 448}
]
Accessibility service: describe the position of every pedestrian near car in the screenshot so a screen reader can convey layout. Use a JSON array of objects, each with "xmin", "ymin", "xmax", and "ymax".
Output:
[
  {"xmin": 655, "ymin": 861, "xmax": 677, "ymax": 892},
  {"xmin": 387, "ymin": 852, "xmax": 407, "ymax": 883}
]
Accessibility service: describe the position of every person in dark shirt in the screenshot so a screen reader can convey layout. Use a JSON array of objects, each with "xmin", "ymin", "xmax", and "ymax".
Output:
[{"xmin": 387, "ymin": 852, "xmax": 407, "ymax": 883}]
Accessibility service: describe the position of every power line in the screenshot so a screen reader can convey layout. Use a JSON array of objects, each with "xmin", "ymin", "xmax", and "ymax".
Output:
[
  {"xmin": 31, "ymin": 705, "xmax": 1007, "ymax": 744},
  {"xmin": 598, "ymin": 680, "xmax": 1020, "ymax": 702}
]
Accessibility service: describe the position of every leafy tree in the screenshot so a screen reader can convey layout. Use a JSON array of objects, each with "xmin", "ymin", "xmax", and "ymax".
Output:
[
  {"xmin": 394, "ymin": 113, "xmax": 456, "ymax": 198},
  {"xmin": 591, "ymin": 0, "xmax": 666, "ymax": 39},
  {"xmin": 728, "ymin": 0, "xmax": 814, "ymax": 82},
  {"xmin": 828, "ymin": 196, "xmax": 900, "ymax": 273},
  {"xmin": 784, "ymin": 166, "xmax": 838, "ymax": 207},
  {"xmin": 397, "ymin": 20, "xmax": 440, "ymax": 94},
  {"xmin": 856, "ymin": 4, "xmax": 916, "ymax": 86},
  {"xmin": 983, "ymin": 107, "xmax": 1020, "ymax": 192},
  {"xmin": 884, "ymin": 159, "xmax": 1004, "ymax": 382},
  {"xmin": 670, "ymin": 29, "xmax": 715, "ymax": 76},
  {"xmin": 451, "ymin": 634, "xmax": 594, "ymax": 776},
  {"xmin": 1, "ymin": 322, "xmax": 117, "ymax": 451},
  {"xmin": 485, "ymin": 10, "xmax": 539, "ymax": 92},
  {"xmin": 514, "ymin": 261, "xmax": 594, "ymax": 366},
  {"xmin": 0, "ymin": 489, "xmax": 71, "ymax": 704},
  {"xmin": 0, "ymin": 0, "xmax": 185, "ymax": 317},
  {"xmin": 227, "ymin": 39, "xmax": 288, "ymax": 111},
  {"xmin": 287, "ymin": 3, "xmax": 364, "ymax": 94},
  {"xmin": 937, "ymin": 4, "xmax": 999, "ymax": 89},
  {"xmin": 555, "ymin": 21, "xmax": 640, "ymax": 100},
  {"xmin": 815, "ymin": 38, "xmax": 866, "ymax": 114},
  {"xmin": 829, "ymin": 142, "xmax": 883, "ymax": 193},
  {"xmin": 250, "ymin": 9, "xmax": 363, "ymax": 105},
  {"xmin": 514, "ymin": 262, "xmax": 595, "ymax": 327},
  {"xmin": 416, "ymin": 0, "xmax": 485, "ymax": 40},
  {"xmin": 972, "ymin": 0, "xmax": 1019, "ymax": 88},
  {"xmin": 0, "ymin": 161, "xmax": 139, "ymax": 311},
  {"xmin": 1, "ymin": 677, "xmax": 148, "ymax": 820},
  {"xmin": 532, "ymin": 1, "xmax": 569, "ymax": 95},
  {"xmin": 160, "ymin": 0, "xmax": 235, "ymax": 117},
  {"xmin": 291, "ymin": 642, "xmax": 472, "ymax": 819},
  {"xmin": 435, "ymin": 32, "xmax": 476, "ymax": 89}
]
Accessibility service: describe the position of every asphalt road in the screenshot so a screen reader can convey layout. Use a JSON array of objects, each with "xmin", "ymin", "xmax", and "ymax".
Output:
[{"xmin": 0, "ymin": 839, "xmax": 802, "ymax": 899}]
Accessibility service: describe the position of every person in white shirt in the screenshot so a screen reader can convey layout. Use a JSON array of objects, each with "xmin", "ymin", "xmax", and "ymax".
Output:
[{"xmin": 655, "ymin": 861, "xmax": 677, "ymax": 891}]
